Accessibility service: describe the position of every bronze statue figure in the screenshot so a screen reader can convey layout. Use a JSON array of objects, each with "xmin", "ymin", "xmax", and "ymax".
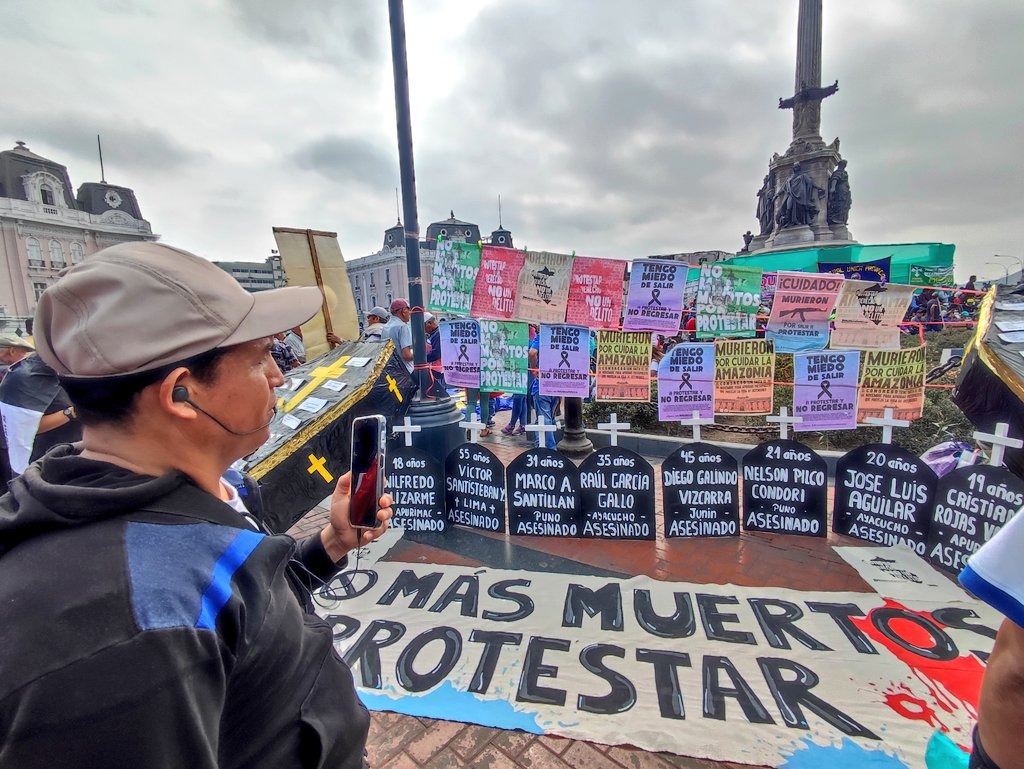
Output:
[
  {"xmin": 756, "ymin": 174, "xmax": 774, "ymax": 235},
  {"xmin": 776, "ymin": 162, "xmax": 823, "ymax": 228},
  {"xmin": 827, "ymin": 159, "xmax": 852, "ymax": 225}
]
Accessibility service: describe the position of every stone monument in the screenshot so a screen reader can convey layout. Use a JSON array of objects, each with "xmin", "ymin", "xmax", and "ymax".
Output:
[{"xmin": 748, "ymin": 0, "xmax": 856, "ymax": 253}]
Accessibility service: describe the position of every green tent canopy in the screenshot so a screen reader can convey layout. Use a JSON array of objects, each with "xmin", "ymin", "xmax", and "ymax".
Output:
[{"xmin": 721, "ymin": 242, "xmax": 955, "ymax": 286}]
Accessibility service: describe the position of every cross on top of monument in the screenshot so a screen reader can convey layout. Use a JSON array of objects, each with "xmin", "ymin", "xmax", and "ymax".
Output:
[
  {"xmin": 597, "ymin": 413, "xmax": 631, "ymax": 448},
  {"xmin": 393, "ymin": 415, "xmax": 421, "ymax": 447}
]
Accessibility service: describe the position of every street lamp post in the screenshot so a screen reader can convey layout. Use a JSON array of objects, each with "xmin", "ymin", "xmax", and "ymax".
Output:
[
  {"xmin": 986, "ymin": 262, "xmax": 1010, "ymax": 285},
  {"xmin": 994, "ymin": 254, "xmax": 1023, "ymax": 285}
]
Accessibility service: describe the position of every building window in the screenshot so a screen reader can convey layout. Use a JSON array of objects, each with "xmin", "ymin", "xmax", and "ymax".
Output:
[
  {"xmin": 40, "ymin": 185, "xmax": 55, "ymax": 206},
  {"xmin": 497, "ymin": 235, "xmax": 506, "ymax": 244},
  {"xmin": 369, "ymin": 274, "xmax": 375, "ymax": 287},
  {"xmin": 33, "ymin": 282, "xmax": 47, "ymax": 301},
  {"xmin": 356, "ymin": 297, "xmax": 362, "ymax": 313},
  {"xmin": 465, "ymin": 229, "xmax": 472, "ymax": 238},
  {"xmin": 26, "ymin": 238, "xmax": 43, "ymax": 267},
  {"xmin": 70, "ymin": 242, "xmax": 85, "ymax": 264},
  {"xmin": 386, "ymin": 293, "xmax": 393, "ymax": 305},
  {"xmin": 371, "ymin": 295, "xmax": 377, "ymax": 307},
  {"xmin": 49, "ymin": 240, "xmax": 65, "ymax": 268},
  {"xmin": 385, "ymin": 268, "xmax": 391, "ymax": 285}
]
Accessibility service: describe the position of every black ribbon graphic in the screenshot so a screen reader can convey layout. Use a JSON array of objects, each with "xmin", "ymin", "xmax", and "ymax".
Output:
[
  {"xmin": 647, "ymin": 289, "xmax": 662, "ymax": 307},
  {"xmin": 559, "ymin": 350, "xmax": 571, "ymax": 368},
  {"xmin": 678, "ymin": 373, "xmax": 693, "ymax": 390},
  {"xmin": 458, "ymin": 344, "xmax": 470, "ymax": 361},
  {"xmin": 818, "ymin": 379, "xmax": 834, "ymax": 399}
]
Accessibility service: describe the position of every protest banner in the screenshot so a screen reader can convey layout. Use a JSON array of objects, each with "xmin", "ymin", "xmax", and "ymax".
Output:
[
  {"xmin": 440, "ymin": 320, "xmax": 481, "ymax": 388},
  {"xmin": 830, "ymin": 280, "xmax": 916, "ymax": 350},
  {"xmin": 817, "ymin": 256, "xmax": 891, "ymax": 283},
  {"xmin": 909, "ymin": 264, "xmax": 956, "ymax": 288},
  {"xmin": 515, "ymin": 250, "xmax": 573, "ymax": 324},
  {"xmin": 538, "ymin": 324, "xmax": 590, "ymax": 398},
  {"xmin": 471, "ymin": 245, "xmax": 526, "ymax": 320},
  {"xmin": 857, "ymin": 346, "xmax": 926, "ymax": 422},
  {"xmin": 760, "ymin": 271, "xmax": 778, "ymax": 304},
  {"xmin": 565, "ymin": 256, "xmax": 626, "ymax": 329},
  {"xmin": 792, "ymin": 350, "xmax": 859, "ymax": 431},
  {"xmin": 695, "ymin": 263, "xmax": 762, "ymax": 340},
  {"xmin": 429, "ymin": 240, "xmax": 480, "ymax": 314},
  {"xmin": 595, "ymin": 330, "xmax": 652, "ymax": 402},
  {"xmin": 656, "ymin": 343, "xmax": 715, "ymax": 421},
  {"xmin": 479, "ymin": 320, "xmax": 529, "ymax": 394},
  {"xmin": 623, "ymin": 259, "xmax": 686, "ymax": 333},
  {"xmin": 713, "ymin": 339, "xmax": 774, "ymax": 414},
  {"xmin": 765, "ymin": 271, "xmax": 843, "ymax": 352}
]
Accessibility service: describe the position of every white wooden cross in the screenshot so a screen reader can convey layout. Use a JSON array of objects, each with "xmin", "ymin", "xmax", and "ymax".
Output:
[
  {"xmin": 597, "ymin": 412, "xmax": 631, "ymax": 447},
  {"xmin": 863, "ymin": 407, "xmax": 911, "ymax": 445},
  {"xmin": 974, "ymin": 422, "xmax": 1023, "ymax": 468},
  {"xmin": 679, "ymin": 410, "xmax": 715, "ymax": 442},
  {"xmin": 393, "ymin": 415, "xmax": 421, "ymax": 448},
  {"xmin": 525, "ymin": 415, "xmax": 558, "ymax": 445},
  {"xmin": 459, "ymin": 413, "xmax": 488, "ymax": 444},
  {"xmin": 766, "ymin": 406, "xmax": 804, "ymax": 441}
]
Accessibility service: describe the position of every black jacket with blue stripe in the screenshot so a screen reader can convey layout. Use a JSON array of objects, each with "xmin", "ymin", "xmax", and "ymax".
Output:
[{"xmin": 0, "ymin": 445, "xmax": 370, "ymax": 768}]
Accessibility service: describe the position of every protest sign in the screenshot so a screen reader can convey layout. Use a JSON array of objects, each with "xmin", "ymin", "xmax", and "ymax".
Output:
[
  {"xmin": 444, "ymin": 443, "xmax": 506, "ymax": 532},
  {"xmin": 695, "ymin": 263, "xmax": 762, "ymax": 340},
  {"xmin": 565, "ymin": 256, "xmax": 626, "ymax": 329},
  {"xmin": 713, "ymin": 339, "xmax": 774, "ymax": 414},
  {"xmin": 792, "ymin": 351, "xmax": 859, "ymax": 431},
  {"xmin": 579, "ymin": 447, "xmax": 656, "ymax": 539},
  {"xmin": 927, "ymin": 465, "xmax": 1024, "ymax": 573},
  {"xmin": 833, "ymin": 445, "xmax": 936, "ymax": 555},
  {"xmin": 661, "ymin": 443, "xmax": 740, "ymax": 538},
  {"xmin": 471, "ymin": 246, "xmax": 526, "ymax": 320},
  {"xmin": 595, "ymin": 330, "xmax": 652, "ymax": 402},
  {"xmin": 623, "ymin": 260, "xmax": 686, "ymax": 333},
  {"xmin": 429, "ymin": 240, "xmax": 480, "ymax": 314},
  {"xmin": 388, "ymin": 447, "xmax": 448, "ymax": 533},
  {"xmin": 656, "ymin": 343, "xmax": 715, "ymax": 421},
  {"xmin": 909, "ymin": 264, "xmax": 955, "ymax": 288},
  {"xmin": 830, "ymin": 280, "xmax": 915, "ymax": 350},
  {"xmin": 506, "ymin": 450, "xmax": 582, "ymax": 537},
  {"xmin": 742, "ymin": 440, "xmax": 828, "ymax": 537},
  {"xmin": 817, "ymin": 256, "xmax": 891, "ymax": 283},
  {"xmin": 515, "ymin": 250, "xmax": 573, "ymax": 324},
  {"xmin": 538, "ymin": 324, "xmax": 590, "ymax": 398},
  {"xmin": 440, "ymin": 320, "xmax": 481, "ymax": 388},
  {"xmin": 479, "ymin": 320, "xmax": 529, "ymax": 394},
  {"xmin": 765, "ymin": 271, "xmax": 843, "ymax": 352},
  {"xmin": 760, "ymin": 271, "xmax": 778, "ymax": 304},
  {"xmin": 857, "ymin": 346, "xmax": 926, "ymax": 422}
]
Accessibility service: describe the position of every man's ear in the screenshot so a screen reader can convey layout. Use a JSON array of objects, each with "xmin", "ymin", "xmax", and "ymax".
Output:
[{"xmin": 158, "ymin": 368, "xmax": 198, "ymax": 421}]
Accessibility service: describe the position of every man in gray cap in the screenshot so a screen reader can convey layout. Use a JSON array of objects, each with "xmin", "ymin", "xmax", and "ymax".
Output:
[
  {"xmin": 382, "ymin": 298, "xmax": 414, "ymax": 373},
  {"xmin": 0, "ymin": 242, "xmax": 392, "ymax": 768},
  {"xmin": 360, "ymin": 306, "xmax": 390, "ymax": 341}
]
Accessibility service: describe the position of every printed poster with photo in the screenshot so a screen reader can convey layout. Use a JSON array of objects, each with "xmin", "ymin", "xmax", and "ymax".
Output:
[
  {"xmin": 428, "ymin": 240, "xmax": 480, "ymax": 314},
  {"xmin": 471, "ymin": 245, "xmax": 526, "ymax": 320},
  {"xmin": 656, "ymin": 343, "xmax": 715, "ymax": 421},
  {"xmin": 565, "ymin": 256, "xmax": 626, "ymax": 329},
  {"xmin": 479, "ymin": 320, "xmax": 529, "ymax": 394},
  {"xmin": 595, "ymin": 330, "xmax": 652, "ymax": 402},
  {"xmin": 439, "ymin": 319, "xmax": 480, "ymax": 388},
  {"xmin": 857, "ymin": 346, "xmax": 926, "ymax": 422},
  {"xmin": 515, "ymin": 250, "xmax": 573, "ymax": 324},
  {"xmin": 622, "ymin": 259, "xmax": 686, "ymax": 333},
  {"xmin": 830, "ymin": 280, "xmax": 915, "ymax": 350},
  {"xmin": 695, "ymin": 263, "xmax": 762, "ymax": 340},
  {"xmin": 765, "ymin": 272, "xmax": 844, "ymax": 352},
  {"xmin": 792, "ymin": 351, "xmax": 859, "ymax": 431},
  {"xmin": 713, "ymin": 339, "xmax": 774, "ymax": 414},
  {"xmin": 538, "ymin": 324, "xmax": 591, "ymax": 398}
]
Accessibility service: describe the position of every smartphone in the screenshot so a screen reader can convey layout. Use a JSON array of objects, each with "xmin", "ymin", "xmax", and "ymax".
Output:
[{"xmin": 349, "ymin": 415, "xmax": 387, "ymax": 529}]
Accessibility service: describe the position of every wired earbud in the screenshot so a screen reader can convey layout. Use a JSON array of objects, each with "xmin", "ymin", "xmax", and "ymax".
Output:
[
  {"xmin": 171, "ymin": 385, "xmax": 274, "ymax": 436},
  {"xmin": 172, "ymin": 386, "xmax": 190, "ymax": 403}
]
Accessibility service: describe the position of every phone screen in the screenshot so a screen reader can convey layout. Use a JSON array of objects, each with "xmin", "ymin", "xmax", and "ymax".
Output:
[{"xmin": 350, "ymin": 416, "xmax": 385, "ymax": 528}]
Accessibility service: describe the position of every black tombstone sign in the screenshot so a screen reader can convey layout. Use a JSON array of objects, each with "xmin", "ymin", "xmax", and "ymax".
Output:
[
  {"xmin": 444, "ymin": 443, "xmax": 506, "ymax": 533},
  {"xmin": 833, "ymin": 444, "xmax": 936, "ymax": 555},
  {"xmin": 927, "ymin": 465, "xmax": 1024, "ymax": 574},
  {"xmin": 578, "ymin": 446, "xmax": 656, "ymax": 540},
  {"xmin": 506, "ymin": 449, "xmax": 581, "ymax": 537},
  {"xmin": 387, "ymin": 446, "xmax": 447, "ymax": 533},
  {"xmin": 742, "ymin": 439, "xmax": 828, "ymax": 537},
  {"xmin": 662, "ymin": 442, "xmax": 740, "ymax": 538}
]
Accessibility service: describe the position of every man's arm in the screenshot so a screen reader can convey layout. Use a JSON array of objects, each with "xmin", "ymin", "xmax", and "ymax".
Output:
[{"xmin": 976, "ymin": 618, "xmax": 1024, "ymax": 768}]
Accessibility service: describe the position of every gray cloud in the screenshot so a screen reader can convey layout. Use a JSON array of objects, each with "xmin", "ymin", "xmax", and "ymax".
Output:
[{"xmin": 289, "ymin": 136, "xmax": 397, "ymax": 190}]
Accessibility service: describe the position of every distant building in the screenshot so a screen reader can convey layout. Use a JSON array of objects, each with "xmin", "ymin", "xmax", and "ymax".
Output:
[
  {"xmin": 214, "ymin": 254, "xmax": 286, "ymax": 292},
  {"xmin": 0, "ymin": 141, "xmax": 156, "ymax": 327},
  {"xmin": 346, "ymin": 211, "xmax": 514, "ymax": 316},
  {"xmin": 647, "ymin": 250, "xmax": 733, "ymax": 267}
]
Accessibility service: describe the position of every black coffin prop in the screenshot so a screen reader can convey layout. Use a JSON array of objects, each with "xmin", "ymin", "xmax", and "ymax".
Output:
[{"xmin": 242, "ymin": 341, "xmax": 416, "ymax": 533}]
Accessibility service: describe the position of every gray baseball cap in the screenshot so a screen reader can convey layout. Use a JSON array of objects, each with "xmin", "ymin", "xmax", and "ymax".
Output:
[
  {"xmin": 34, "ymin": 241, "xmax": 324, "ymax": 378},
  {"xmin": 367, "ymin": 306, "xmax": 390, "ymax": 321}
]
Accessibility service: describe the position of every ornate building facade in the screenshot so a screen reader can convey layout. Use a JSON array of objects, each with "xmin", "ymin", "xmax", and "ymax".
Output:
[{"xmin": 0, "ymin": 141, "xmax": 156, "ymax": 326}]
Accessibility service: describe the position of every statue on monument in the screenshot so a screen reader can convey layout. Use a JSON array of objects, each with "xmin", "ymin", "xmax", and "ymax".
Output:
[
  {"xmin": 776, "ymin": 162, "xmax": 823, "ymax": 228},
  {"xmin": 741, "ymin": 230, "xmax": 753, "ymax": 252},
  {"xmin": 827, "ymin": 159, "xmax": 852, "ymax": 225},
  {"xmin": 756, "ymin": 173, "xmax": 774, "ymax": 235}
]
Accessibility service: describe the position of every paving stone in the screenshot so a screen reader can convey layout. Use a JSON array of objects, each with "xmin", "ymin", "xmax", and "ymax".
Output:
[
  {"xmin": 469, "ymin": 745, "xmax": 523, "ymax": 769},
  {"xmin": 562, "ymin": 741, "xmax": 630, "ymax": 769},
  {"xmin": 449, "ymin": 724, "xmax": 502, "ymax": 761},
  {"xmin": 422, "ymin": 746, "xmax": 468, "ymax": 769},
  {"xmin": 375, "ymin": 749, "xmax": 418, "ymax": 769},
  {"xmin": 605, "ymin": 746, "xmax": 679, "ymax": 769},
  {"xmin": 404, "ymin": 719, "xmax": 466, "ymax": 763},
  {"xmin": 517, "ymin": 741, "xmax": 572, "ymax": 769},
  {"xmin": 535, "ymin": 734, "xmax": 571, "ymax": 756},
  {"xmin": 489, "ymin": 729, "xmax": 536, "ymax": 758},
  {"xmin": 365, "ymin": 714, "xmax": 426, "ymax": 766}
]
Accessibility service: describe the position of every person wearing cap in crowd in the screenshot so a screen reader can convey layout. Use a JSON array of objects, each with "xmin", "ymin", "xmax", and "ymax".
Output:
[
  {"xmin": 0, "ymin": 333, "xmax": 37, "ymax": 485},
  {"xmin": 423, "ymin": 312, "xmax": 448, "ymax": 399},
  {"xmin": 271, "ymin": 332, "xmax": 302, "ymax": 371},
  {"xmin": 360, "ymin": 306, "xmax": 390, "ymax": 342},
  {"xmin": 382, "ymin": 298, "xmax": 414, "ymax": 373},
  {"xmin": 283, "ymin": 326, "xmax": 306, "ymax": 364},
  {"xmin": 0, "ymin": 333, "xmax": 81, "ymax": 480},
  {"xmin": 0, "ymin": 242, "xmax": 393, "ymax": 768}
]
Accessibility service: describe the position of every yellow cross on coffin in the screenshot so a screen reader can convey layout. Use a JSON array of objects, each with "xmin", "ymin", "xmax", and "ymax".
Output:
[
  {"xmin": 307, "ymin": 453, "xmax": 334, "ymax": 483},
  {"xmin": 282, "ymin": 356, "xmax": 350, "ymax": 412}
]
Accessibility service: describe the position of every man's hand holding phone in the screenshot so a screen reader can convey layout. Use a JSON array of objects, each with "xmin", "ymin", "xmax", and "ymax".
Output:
[{"xmin": 321, "ymin": 471, "xmax": 393, "ymax": 563}]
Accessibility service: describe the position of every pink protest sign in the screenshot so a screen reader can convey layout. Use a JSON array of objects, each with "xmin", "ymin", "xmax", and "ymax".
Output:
[
  {"xmin": 623, "ymin": 260, "xmax": 686, "ymax": 333},
  {"xmin": 471, "ymin": 246, "xmax": 526, "ymax": 320},
  {"xmin": 538, "ymin": 324, "xmax": 591, "ymax": 397},
  {"xmin": 440, "ymin": 320, "xmax": 480, "ymax": 388},
  {"xmin": 565, "ymin": 256, "xmax": 627, "ymax": 329}
]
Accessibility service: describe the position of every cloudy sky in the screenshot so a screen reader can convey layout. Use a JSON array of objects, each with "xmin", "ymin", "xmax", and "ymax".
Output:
[{"xmin": 5, "ymin": 1, "xmax": 1022, "ymax": 281}]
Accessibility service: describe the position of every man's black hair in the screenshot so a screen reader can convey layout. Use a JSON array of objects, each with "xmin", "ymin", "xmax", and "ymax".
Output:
[{"xmin": 60, "ymin": 345, "xmax": 235, "ymax": 426}]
